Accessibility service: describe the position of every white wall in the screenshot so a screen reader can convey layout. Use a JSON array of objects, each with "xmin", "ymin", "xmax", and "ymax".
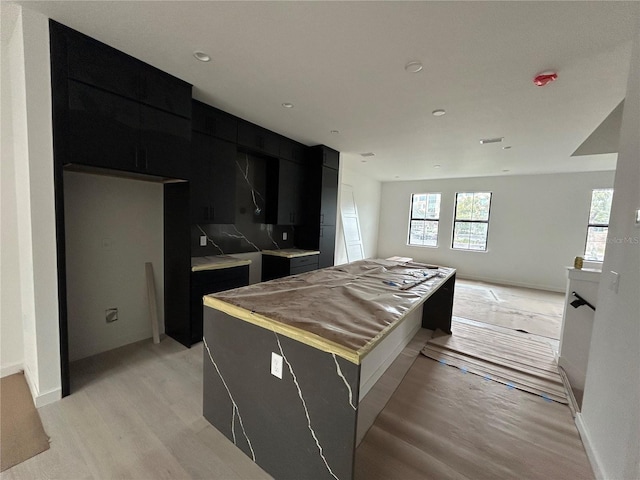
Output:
[
  {"xmin": 377, "ymin": 171, "xmax": 615, "ymax": 291},
  {"xmin": 0, "ymin": 3, "xmax": 24, "ymax": 378},
  {"xmin": 3, "ymin": 5, "xmax": 61, "ymax": 406},
  {"xmin": 64, "ymin": 172, "xmax": 165, "ymax": 361},
  {"xmin": 578, "ymin": 27, "xmax": 640, "ymax": 480},
  {"xmin": 335, "ymin": 164, "xmax": 382, "ymax": 265}
]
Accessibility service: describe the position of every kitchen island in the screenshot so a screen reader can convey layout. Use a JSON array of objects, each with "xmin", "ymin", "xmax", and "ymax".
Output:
[{"xmin": 202, "ymin": 258, "xmax": 456, "ymax": 480}]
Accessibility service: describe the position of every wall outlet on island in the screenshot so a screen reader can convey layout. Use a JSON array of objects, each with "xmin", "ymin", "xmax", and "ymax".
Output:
[
  {"xmin": 200, "ymin": 235, "xmax": 207, "ymax": 247},
  {"xmin": 282, "ymin": 232, "xmax": 288, "ymax": 241},
  {"xmin": 271, "ymin": 352, "xmax": 283, "ymax": 379}
]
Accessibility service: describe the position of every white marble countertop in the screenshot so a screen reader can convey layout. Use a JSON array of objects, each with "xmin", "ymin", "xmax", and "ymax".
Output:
[
  {"xmin": 191, "ymin": 255, "xmax": 252, "ymax": 272},
  {"xmin": 261, "ymin": 249, "xmax": 320, "ymax": 259}
]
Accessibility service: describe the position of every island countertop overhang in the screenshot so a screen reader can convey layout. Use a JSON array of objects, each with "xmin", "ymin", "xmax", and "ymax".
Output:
[{"xmin": 203, "ymin": 259, "xmax": 456, "ymax": 364}]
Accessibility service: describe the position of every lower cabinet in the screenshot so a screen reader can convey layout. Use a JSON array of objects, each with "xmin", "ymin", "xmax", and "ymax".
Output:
[
  {"xmin": 186, "ymin": 266, "xmax": 250, "ymax": 346},
  {"xmin": 261, "ymin": 255, "xmax": 319, "ymax": 282}
]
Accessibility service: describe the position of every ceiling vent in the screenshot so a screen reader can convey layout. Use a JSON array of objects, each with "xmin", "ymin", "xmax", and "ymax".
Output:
[
  {"xmin": 360, "ymin": 152, "xmax": 376, "ymax": 157},
  {"xmin": 479, "ymin": 137, "xmax": 504, "ymax": 145}
]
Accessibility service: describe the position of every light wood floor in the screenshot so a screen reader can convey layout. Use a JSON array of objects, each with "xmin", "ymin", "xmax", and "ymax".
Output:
[{"xmin": 2, "ymin": 281, "xmax": 589, "ymax": 480}]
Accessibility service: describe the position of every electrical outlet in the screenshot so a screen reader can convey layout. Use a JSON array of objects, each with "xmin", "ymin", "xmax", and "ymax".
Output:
[
  {"xmin": 271, "ymin": 352, "xmax": 283, "ymax": 379},
  {"xmin": 282, "ymin": 232, "xmax": 288, "ymax": 241},
  {"xmin": 105, "ymin": 308, "xmax": 118, "ymax": 323},
  {"xmin": 200, "ymin": 235, "xmax": 207, "ymax": 247},
  {"xmin": 609, "ymin": 271, "xmax": 620, "ymax": 293}
]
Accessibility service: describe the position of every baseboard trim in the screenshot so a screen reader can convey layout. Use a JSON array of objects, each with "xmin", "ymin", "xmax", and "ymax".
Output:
[
  {"xmin": 23, "ymin": 363, "xmax": 62, "ymax": 408},
  {"xmin": 575, "ymin": 413, "xmax": 604, "ymax": 480},
  {"xmin": 456, "ymin": 273, "xmax": 565, "ymax": 293},
  {"xmin": 33, "ymin": 386, "xmax": 62, "ymax": 408},
  {"xmin": 1, "ymin": 361, "xmax": 24, "ymax": 378}
]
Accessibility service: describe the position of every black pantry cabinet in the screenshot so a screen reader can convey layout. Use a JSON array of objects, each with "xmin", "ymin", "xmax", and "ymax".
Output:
[{"xmin": 298, "ymin": 146, "xmax": 340, "ymax": 268}]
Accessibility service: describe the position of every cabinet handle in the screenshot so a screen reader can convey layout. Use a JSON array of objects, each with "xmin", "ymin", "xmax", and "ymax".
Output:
[
  {"xmin": 135, "ymin": 148, "xmax": 139, "ymax": 168},
  {"xmin": 203, "ymin": 207, "xmax": 209, "ymax": 221},
  {"xmin": 320, "ymin": 213, "xmax": 324, "ymax": 225},
  {"xmin": 210, "ymin": 205, "xmax": 214, "ymax": 221},
  {"xmin": 320, "ymin": 227, "xmax": 324, "ymax": 238}
]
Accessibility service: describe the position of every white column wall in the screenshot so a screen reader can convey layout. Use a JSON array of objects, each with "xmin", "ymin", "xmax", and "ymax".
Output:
[{"xmin": 578, "ymin": 26, "xmax": 640, "ymax": 480}]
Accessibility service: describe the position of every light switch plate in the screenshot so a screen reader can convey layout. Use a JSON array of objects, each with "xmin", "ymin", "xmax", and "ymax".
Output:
[
  {"xmin": 200, "ymin": 235, "xmax": 207, "ymax": 247},
  {"xmin": 271, "ymin": 352, "xmax": 283, "ymax": 379},
  {"xmin": 283, "ymin": 232, "xmax": 288, "ymax": 241},
  {"xmin": 635, "ymin": 209, "xmax": 640, "ymax": 227}
]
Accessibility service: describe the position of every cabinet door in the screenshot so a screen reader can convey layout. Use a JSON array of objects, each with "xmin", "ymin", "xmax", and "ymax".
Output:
[
  {"xmin": 190, "ymin": 133, "xmax": 236, "ymax": 224},
  {"xmin": 67, "ymin": 80, "xmax": 138, "ymax": 171},
  {"xmin": 279, "ymin": 138, "xmax": 306, "ymax": 163},
  {"xmin": 274, "ymin": 159, "xmax": 305, "ymax": 225},
  {"xmin": 140, "ymin": 65, "xmax": 192, "ymax": 118},
  {"xmin": 139, "ymin": 104, "xmax": 191, "ymax": 179},
  {"xmin": 192, "ymin": 101, "xmax": 238, "ymax": 142},
  {"xmin": 320, "ymin": 166, "xmax": 339, "ymax": 225},
  {"xmin": 322, "ymin": 147, "xmax": 340, "ymax": 169},
  {"xmin": 238, "ymin": 121, "xmax": 279, "ymax": 156},
  {"xmin": 318, "ymin": 225, "xmax": 336, "ymax": 268},
  {"xmin": 190, "ymin": 132, "xmax": 213, "ymax": 223},
  {"xmin": 66, "ymin": 28, "xmax": 139, "ymax": 101},
  {"xmin": 208, "ymin": 138, "xmax": 237, "ymax": 224}
]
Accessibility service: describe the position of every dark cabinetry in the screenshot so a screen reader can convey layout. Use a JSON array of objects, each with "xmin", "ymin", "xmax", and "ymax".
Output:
[
  {"xmin": 298, "ymin": 146, "xmax": 339, "ymax": 268},
  {"xmin": 192, "ymin": 100, "xmax": 238, "ymax": 143},
  {"xmin": 266, "ymin": 159, "xmax": 305, "ymax": 226},
  {"xmin": 51, "ymin": 21, "xmax": 192, "ymax": 179},
  {"xmin": 238, "ymin": 121, "xmax": 280, "ymax": 157},
  {"xmin": 261, "ymin": 255, "xmax": 319, "ymax": 282},
  {"xmin": 190, "ymin": 131, "xmax": 237, "ymax": 224},
  {"xmin": 187, "ymin": 266, "xmax": 250, "ymax": 346},
  {"xmin": 279, "ymin": 137, "xmax": 307, "ymax": 163}
]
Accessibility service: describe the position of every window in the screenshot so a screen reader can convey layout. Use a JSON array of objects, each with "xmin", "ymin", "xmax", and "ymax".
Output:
[
  {"xmin": 408, "ymin": 193, "xmax": 441, "ymax": 246},
  {"xmin": 584, "ymin": 188, "xmax": 613, "ymax": 262},
  {"xmin": 452, "ymin": 192, "xmax": 492, "ymax": 251}
]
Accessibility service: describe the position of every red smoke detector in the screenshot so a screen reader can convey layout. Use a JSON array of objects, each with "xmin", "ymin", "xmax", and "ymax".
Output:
[{"xmin": 533, "ymin": 71, "xmax": 558, "ymax": 87}]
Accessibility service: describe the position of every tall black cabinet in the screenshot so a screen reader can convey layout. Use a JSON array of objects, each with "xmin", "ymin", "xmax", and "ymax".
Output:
[{"xmin": 299, "ymin": 146, "xmax": 340, "ymax": 268}]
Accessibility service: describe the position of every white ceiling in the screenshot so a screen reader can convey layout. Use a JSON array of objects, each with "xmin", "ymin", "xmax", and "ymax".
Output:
[{"xmin": 19, "ymin": 1, "xmax": 639, "ymax": 182}]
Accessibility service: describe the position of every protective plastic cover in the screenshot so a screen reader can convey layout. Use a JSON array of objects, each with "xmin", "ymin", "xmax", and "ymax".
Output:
[{"xmin": 204, "ymin": 259, "xmax": 455, "ymax": 364}]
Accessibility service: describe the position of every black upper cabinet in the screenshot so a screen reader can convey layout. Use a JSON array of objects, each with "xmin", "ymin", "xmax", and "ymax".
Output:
[
  {"xmin": 51, "ymin": 21, "xmax": 192, "ymax": 179},
  {"xmin": 139, "ymin": 65, "xmax": 192, "ymax": 118},
  {"xmin": 61, "ymin": 22, "xmax": 191, "ymax": 119},
  {"xmin": 238, "ymin": 121, "xmax": 279, "ymax": 157},
  {"xmin": 66, "ymin": 27, "xmax": 139, "ymax": 101},
  {"xmin": 191, "ymin": 132, "xmax": 237, "ymax": 224},
  {"xmin": 139, "ymin": 104, "xmax": 191, "ymax": 178},
  {"xmin": 318, "ymin": 225, "xmax": 336, "ymax": 268},
  {"xmin": 192, "ymin": 100, "xmax": 237, "ymax": 143},
  {"xmin": 279, "ymin": 137, "xmax": 306, "ymax": 164},
  {"xmin": 266, "ymin": 158, "xmax": 305, "ymax": 226},
  {"xmin": 321, "ymin": 147, "xmax": 340, "ymax": 170},
  {"xmin": 67, "ymin": 80, "xmax": 139, "ymax": 171},
  {"xmin": 67, "ymin": 79, "xmax": 190, "ymax": 178}
]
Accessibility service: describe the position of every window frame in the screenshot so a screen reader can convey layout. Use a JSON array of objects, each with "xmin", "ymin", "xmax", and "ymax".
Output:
[
  {"xmin": 584, "ymin": 188, "xmax": 613, "ymax": 262},
  {"xmin": 407, "ymin": 192, "xmax": 442, "ymax": 248},
  {"xmin": 451, "ymin": 191, "xmax": 492, "ymax": 252}
]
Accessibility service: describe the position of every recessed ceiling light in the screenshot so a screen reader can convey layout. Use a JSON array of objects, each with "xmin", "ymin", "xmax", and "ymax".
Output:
[
  {"xmin": 404, "ymin": 61, "xmax": 423, "ymax": 73},
  {"xmin": 330, "ymin": 130, "xmax": 340, "ymax": 134},
  {"xmin": 502, "ymin": 169, "xmax": 510, "ymax": 172},
  {"xmin": 361, "ymin": 160, "xmax": 367, "ymax": 163},
  {"xmin": 282, "ymin": 103, "xmax": 294, "ymax": 108},
  {"xmin": 193, "ymin": 51, "xmax": 211, "ymax": 62},
  {"xmin": 432, "ymin": 109, "xmax": 446, "ymax": 117},
  {"xmin": 479, "ymin": 137, "xmax": 504, "ymax": 144},
  {"xmin": 433, "ymin": 164, "xmax": 441, "ymax": 168},
  {"xmin": 502, "ymin": 146, "xmax": 512, "ymax": 150},
  {"xmin": 360, "ymin": 152, "xmax": 375, "ymax": 157},
  {"xmin": 394, "ymin": 176, "xmax": 400, "ymax": 179}
]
